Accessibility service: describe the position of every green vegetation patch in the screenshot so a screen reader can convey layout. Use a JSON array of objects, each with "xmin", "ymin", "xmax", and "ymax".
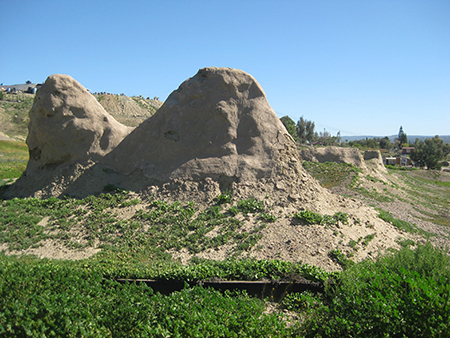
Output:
[
  {"xmin": 0, "ymin": 255, "xmax": 296, "ymax": 337},
  {"xmin": 302, "ymin": 161, "xmax": 361, "ymax": 188},
  {"xmin": 0, "ymin": 193, "xmax": 275, "ymax": 258},
  {"xmin": 302, "ymin": 243, "xmax": 450, "ymax": 337},
  {"xmin": 376, "ymin": 208, "xmax": 435, "ymax": 237},
  {"xmin": 293, "ymin": 210, "xmax": 349, "ymax": 226},
  {"xmin": 0, "ymin": 140, "xmax": 28, "ymax": 179}
]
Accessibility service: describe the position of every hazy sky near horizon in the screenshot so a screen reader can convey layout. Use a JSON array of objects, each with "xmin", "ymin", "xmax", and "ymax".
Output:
[{"xmin": 1, "ymin": 0, "xmax": 449, "ymax": 136}]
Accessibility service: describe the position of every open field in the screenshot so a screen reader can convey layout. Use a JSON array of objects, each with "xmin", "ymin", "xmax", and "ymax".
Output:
[
  {"xmin": 0, "ymin": 141, "xmax": 28, "ymax": 183},
  {"xmin": 1, "ymin": 143, "xmax": 449, "ymax": 336}
]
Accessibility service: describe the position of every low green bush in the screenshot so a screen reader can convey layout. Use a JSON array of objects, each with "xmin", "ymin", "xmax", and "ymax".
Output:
[
  {"xmin": 302, "ymin": 243, "xmax": 450, "ymax": 337},
  {"xmin": 293, "ymin": 210, "xmax": 349, "ymax": 226},
  {"xmin": 0, "ymin": 255, "xmax": 295, "ymax": 337}
]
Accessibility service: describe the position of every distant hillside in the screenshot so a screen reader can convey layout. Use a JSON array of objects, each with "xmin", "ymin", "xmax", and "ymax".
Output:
[
  {"xmin": 0, "ymin": 91, "xmax": 163, "ymax": 141},
  {"xmin": 343, "ymin": 135, "xmax": 450, "ymax": 144},
  {"xmin": 93, "ymin": 93, "xmax": 163, "ymax": 127}
]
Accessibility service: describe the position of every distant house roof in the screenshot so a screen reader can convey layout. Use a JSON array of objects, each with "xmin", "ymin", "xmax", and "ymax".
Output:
[{"xmin": 402, "ymin": 147, "xmax": 415, "ymax": 154}]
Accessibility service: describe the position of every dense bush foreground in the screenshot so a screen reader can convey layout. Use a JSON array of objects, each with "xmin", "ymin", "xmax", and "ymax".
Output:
[{"xmin": 1, "ymin": 243, "xmax": 449, "ymax": 337}]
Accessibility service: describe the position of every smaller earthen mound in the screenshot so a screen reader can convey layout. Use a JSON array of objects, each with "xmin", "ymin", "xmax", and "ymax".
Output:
[
  {"xmin": 300, "ymin": 146, "xmax": 367, "ymax": 170},
  {"xmin": 364, "ymin": 150, "xmax": 388, "ymax": 179},
  {"xmin": 26, "ymin": 75, "xmax": 132, "ymax": 172}
]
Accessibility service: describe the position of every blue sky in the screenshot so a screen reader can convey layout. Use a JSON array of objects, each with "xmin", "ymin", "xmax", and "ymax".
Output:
[{"xmin": 1, "ymin": 0, "xmax": 449, "ymax": 136}]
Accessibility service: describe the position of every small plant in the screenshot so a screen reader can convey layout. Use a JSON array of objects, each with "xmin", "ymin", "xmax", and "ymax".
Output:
[
  {"xmin": 396, "ymin": 238, "xmax": 416, "ymax": 248},
  {"xmin": 362, "ymin": 233, "xmax": 376, "ymax": 247},
  {"xmin": 293, "ymin": 210, "xmax": 323, "ymax": 225},
  {"xmin": 237, "ymin": 198, "xmax": 265, "ymax": 213},
  {"xmin": 333, "ymin": 211, "xmax": 349, "ymax": 224},
  {"xmin": 348, "ymin": 239, "xmax": 358, "ymax": 251},
  {"xmin": 259, "ymin": 212, "xmax": 277, "ymax": 223},
  {"xmin": 328, "ymin": 249, "xmax": 354, "ymax": 270},
  {"xmin": 281, "ymin": 291, "xmax": 320, "ymax": 312},
  {"xmin": 216, "ymin": 190, "xmax": 233, "ymax": 204},
  {"xmin": 294, "ymin": 210, "xmax": 349, "ymax": 226},
  {"xmin": 228, "ymin": 206, "xmax": 239, "ymax": 216}
]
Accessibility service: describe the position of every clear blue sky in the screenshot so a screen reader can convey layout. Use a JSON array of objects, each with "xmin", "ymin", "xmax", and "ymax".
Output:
[{"xmin": 1, "ymin": 0, "xmax": 449, "ymax": 137}]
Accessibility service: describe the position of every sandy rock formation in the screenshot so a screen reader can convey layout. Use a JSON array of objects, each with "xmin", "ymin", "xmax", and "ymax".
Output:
[
  {"xmin": 105, "ymin": 67, "xmax": 293, "ymax": 184},
  {"xmin": 300, "ymin": 146, "xmax": 368, "ymax": 170},
  {"xmin": 25, "ymin": 74, "xmax": 132, "ymax": 172}
]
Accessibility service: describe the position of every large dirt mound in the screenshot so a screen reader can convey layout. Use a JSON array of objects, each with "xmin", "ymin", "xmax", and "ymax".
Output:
[
  {"xmin": 6, "ymin": 68, "xmax": 305, "ymax": 198},
  {"xmin": 106, "ymin": 67, "xmax": 293, "ymax": 183}
]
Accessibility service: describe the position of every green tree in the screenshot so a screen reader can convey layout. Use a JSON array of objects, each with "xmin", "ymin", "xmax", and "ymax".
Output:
[
  {"xmin": 296, "ymin": 116, "xmax": 317, "ymax": 144},
  {"xmin": 398, "ymin": 126, "xmax": 407, "ymax": 145},
  {"xmin": 410, "ymin": 136, "xmax": 450, "ymax": 169},
  {"xmin": 296, "ymin": 116, "xmax": 307, "ymax": 143},
  {"xmin": 379, "ymin": 136, "xmax": 392, "ymax": 150},
  {"xmin": 280, "ymin": 116, "xmax": 298, "ymax": 142}
]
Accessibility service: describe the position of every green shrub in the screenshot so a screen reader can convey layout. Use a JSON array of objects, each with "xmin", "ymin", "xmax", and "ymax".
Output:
[
  {"xmin": 294, "ymin": 210, "xmax": 349, "ymax": 226},
  {"xmin": 259, "ymin": 212, "xmax": 277, "ymax": 223},
  {"xmin": 303, "ymin": 243, "xmax": 450, "ymax": 337},
  {"xmin": 281, "ymin": 291, "xmax": 320, "ymax": 312},
  {"xmin": 328, "ymin": 249, "xmax": 354, "ymax": 270},
  {"xmin": 293, "ymin": 210, "xmax": 323, "ymax": 225},
  {"xmin": 0, "ymin": 255, "xmax": 295, "ymax": 337}
]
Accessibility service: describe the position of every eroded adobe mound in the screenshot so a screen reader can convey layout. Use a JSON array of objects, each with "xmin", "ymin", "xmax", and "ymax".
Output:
[
  {"xmin": 6, "ymin": 68, "xmax": 306, "ymax": 198},
  {"xmin": 26, "ymin": 74, "xmax": 132, "ymax": 172},
  {"xmin": 105, "ymin": 67, "xmax": 293, "ymax": 183}
]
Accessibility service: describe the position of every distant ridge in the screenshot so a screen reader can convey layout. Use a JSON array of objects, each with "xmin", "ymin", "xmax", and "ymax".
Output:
[{"xmin": 342, "ymin": 135, "xmax": 450, "ymax": 144}]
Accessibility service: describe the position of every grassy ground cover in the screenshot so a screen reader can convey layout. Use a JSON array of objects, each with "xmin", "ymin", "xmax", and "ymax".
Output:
[
  {"xmin": 1, "ymin": 243, "xmax": 449, "ymax": 337},
  {"xmin": 300, "ymin": 243, "xmax": 450, "ymax": 337},
  {"xmin": 392, "ymin": 170, "xmax": 450, "ymax": 227},
  {"xmin": 0, "ymin": 255, "xmax": 296, "ymax": 337},
  {"xmin": 302, "ymin": 161, "xmax": 361, "ymax": 188},
  {"xmin": 0, "ymin": 141, "xmax": 28, "ymax": 181}
]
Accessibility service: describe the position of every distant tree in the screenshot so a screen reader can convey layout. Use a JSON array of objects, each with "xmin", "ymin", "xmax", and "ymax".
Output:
[
  {"xmin": 296, "ymin": 116, "xmax": 317, "ymax": 144},
  {"xmin": 348, "ymin": 138, "xmax": 381, "ymax": 150},
  {"xmin": 26, "ymin": 80, "xmax": 32, "ymax": 84},
  {"xmin": 379, "ymin": 136, "xmax": 392, "ymax": 150},
  {"xmin": 336, "ymin": 131, "xmax": 342, "ymax": 144},
  {"xmin": 398, "ymin": 126, "xmax": 407, "ymax": 145},
  {"xmin": 280, "ymin": 116, "xmax": 299, "ymax": 142},
  {"xmin": 318, "ymin": 129, "xmax": 332, "ymax": 146},
  {"xmin": 410, "ymin": 136, "xmax": 450, "ymax": 169}
]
